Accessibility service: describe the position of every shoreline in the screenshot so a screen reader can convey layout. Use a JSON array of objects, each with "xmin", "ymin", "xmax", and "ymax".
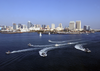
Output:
[{"xmin": 0, "ymin": 31, "xmax": 95, "ymax": 34}]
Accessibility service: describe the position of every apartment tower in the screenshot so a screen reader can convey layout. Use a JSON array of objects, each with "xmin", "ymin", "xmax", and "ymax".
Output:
[
  {"xmin": 76, "ymin": 21, "xmax": 81, "ymax": 30},
  {"xmin": 51, "ymin": 24, "xmax": 55, "ymax": 29},
  {"xmin": 69, "ymin": 21, "xmax": 75, "ymax": 30}
]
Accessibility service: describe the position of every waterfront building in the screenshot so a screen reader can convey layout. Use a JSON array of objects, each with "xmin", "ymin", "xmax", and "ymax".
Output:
[
  {"xmin": 13, "ymin": 23, "xmax": 18, "ymax": 30},
  {"xmin": 7, "ymin": 26, "xmax": 13, "ymax": 31},
  {"xmin": 0, "ymin": 26, "xmax": 6, "ymax": 30},
  {"xmin": 42, "ymin": 25, "xmax": 46, "ymax": 29},
  {"xmin": 27, "ymin": 21, "xmax": 33, "ymax": 29},
  {"xmin": 0, "ymin": 27, "xmax": 2, "ymax": 30},
  {"xmin": 34, "ymin": 24, "xmax": 37, "ymax": 28},
  {"xmin": 69, "ymin": 21, "xmax": 75, "ymax": 30},
  {"xmin": 38, "ymin": 24, "xmax": 41, "ymax": 28},
  {"xmin": 34, "ymin": 24, "xmax": 41, "ymax": 28},
  {"xmin": 84, "ymin": 25, "xmax": 90, "ymax": 31},
  {"xmin": 22, "ymin": 25, "xmax": 27, "ymax": 29},
  {"xmin": 76, "ymin": 21, "xmax": 81, "ymax": 31},
  {"xmin": 4, "ymin": 25, "xmax": 7, "ymax": 29},
  {"xmin": 18, "ymin": 24, "xmax": 23, "ymax": 29},
  {"xmin": 51, "ymin": 24, "xmax": 55, "ymax": 29},
  {"xmin": 47, "ymin": 25, "xmax": 50, "ymax": 30},
  {"xmin": 59, "ymin": 23, "xmax": 63, "ymax": 28},
  {"xmin": 55, "ymin": 27, "xmax": 62, "ymax": 31},
  {"xmin": 64, "ymin": 27, "xmax": 69, "ymax": 32}
]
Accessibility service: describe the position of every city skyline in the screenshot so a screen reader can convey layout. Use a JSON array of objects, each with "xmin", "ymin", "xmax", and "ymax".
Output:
[{"xmin": 0, "ymin": 0, "xmax": 100, "ymax": 29}]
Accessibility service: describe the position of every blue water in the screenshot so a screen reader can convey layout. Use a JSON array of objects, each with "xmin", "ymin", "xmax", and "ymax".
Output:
[{"xmin": 0, "ymin": 32, "xmax": 100, "ymax": 71}]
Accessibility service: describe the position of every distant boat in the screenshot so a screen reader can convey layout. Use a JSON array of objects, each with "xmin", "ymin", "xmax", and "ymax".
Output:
[
  {"xmin": 28, "ymin": 43, "xmax": 34, "ymax": 47},
  {"xmin": 67, "ymin": 42, "xmax": 73, "ymax": 44},
  {"xmin": 28, "ymin": 43, "xmax": 31, "ymax": 46},
  {"xmin": 85, "ymin": 48, "xmax": 91, "ymax": 52},
  {"xmin": 39, "ymin": 51, "xmax": 47, "ymax": 57},
  {"xmin": 48, "ymin": 32, "xmax": 50, "ymax": 35},
  {"xmin": 41, "ymin": 52, "xmax": 47, "ymax": 57},
  {"xmin": 6, "ymin": 51, "xmax": 11, "ymax": 54},
  {"xmin": 48, "ymin": 40, "xmax": 51, "ymax": 42},
  {"xmin": 55, "ymin": 44, "xmax": 59, "ymax": 46},
  {"xmin": 39, "ymin": 32, "xmax": 42, "ymax": 36}
]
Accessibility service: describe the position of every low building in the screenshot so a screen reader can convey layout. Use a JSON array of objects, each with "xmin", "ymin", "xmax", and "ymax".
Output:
[{"xmin": 55, "ymin": 27, "xmax": 64, "ymax": 31}]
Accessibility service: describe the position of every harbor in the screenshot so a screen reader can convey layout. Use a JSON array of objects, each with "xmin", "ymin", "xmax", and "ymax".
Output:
[{"xmin": 0, "ymin": 32, "xmax": 100, "ymax": 71}]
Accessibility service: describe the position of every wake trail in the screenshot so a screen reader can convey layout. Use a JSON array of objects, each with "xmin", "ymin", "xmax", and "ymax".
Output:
[
  {"xmin": 10, "ymin": 48, "xmax": 41, "ymax": 54},
  {"xmin": 29, "ymin": 44, "xmax": 55, "ymax": 47},
  {"xmin": 48, "ymin": 39, "xmax": 81, "ymax": 43},
  {"xmin": 39, "ymin": 47, "xmax": 60, "ymax": 57},
  {"xmin": 39, "ymin": 43, "xmax": 75, "ymax": 57}
]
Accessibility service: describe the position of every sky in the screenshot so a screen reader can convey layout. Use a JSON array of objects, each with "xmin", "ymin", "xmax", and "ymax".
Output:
[{"xmin": 0, "ymin": 0, "xmax": 100, "ymax": 29}]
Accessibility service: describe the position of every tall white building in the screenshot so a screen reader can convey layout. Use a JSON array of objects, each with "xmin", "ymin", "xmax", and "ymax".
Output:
[
  {"xmin": 51, "ymin": 24, "xmax": 55, "ymax": 29},
  {"xmin": 76, "ymin": 21, "xmax": 81, "ymax": 30},
  {"xmin": 69, "ymin": 21, "xmax": 75, "ymax": 30}
]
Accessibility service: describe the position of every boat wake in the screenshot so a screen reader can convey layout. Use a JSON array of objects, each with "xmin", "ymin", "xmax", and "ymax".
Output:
[
  {"xmin": 48, "ymin": 40, "xmax": 66, "ymax": 43},
  {"xmin": 9, "ymin": 48, "xmax": 41, "ymax": 54},
  {"xmin": 74, "ymin": 44, "xmax": 91, "ymax": 52},
  {"xmin": 28, "ymin": 44, "xmax": 55, "ymax": 47},
  {"xmin": 48, "ymin": 39, "xmax": 81, "ymax": 43},
  {"xmin": 39, "ymin": 42, "xmax": 79, "ymax": 57},
  {"xmin": 28, "ymin": 41, "xmax": 78, "ymax": 48},
  {"xmin": 67, "ymin": 42, "xmax": 79, "ymax": 44},
  {"xmin": 39, "ymin": 42, "xmax": 91, "ymax": 57},
  {"xmin": 74, "ymin": 44, "xmax": 85, "ymax": 51},
  {"xmin": 39, "ymin": 46, "xmax": 60, "ymax": 57}
]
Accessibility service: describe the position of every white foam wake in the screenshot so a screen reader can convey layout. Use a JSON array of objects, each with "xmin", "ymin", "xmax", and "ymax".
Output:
[
  {"xmin": 29, "ymin": 41, "xmax": 77, "ymax": 48},
  {"xmin": 29, "ymin": 44, "xmax": 55, "ymax": 47},
  {"xmin": 39, "ymin": 47, "xmax": 59, "ymax": 57},
  {"xmin": 39, "ymin": 42, "xmax": 77, "ymax": 57},
  {"xmin": 48, "ymin": 39, "xmax": 81, "ymax": 43},
  {"xmin": 74, "ymin": 43, "xmax": 87, "ymax": 51},
  {"xmin": 10, "ymin": 48, "xmax": 41, "ymax": 54},
  {"xmin": 31, "ymin": 42, "xmax": 77, "ymax": 48},
  {"xmin": 67, "ymin": 42, "xmax": 79, "ymax": 44}
]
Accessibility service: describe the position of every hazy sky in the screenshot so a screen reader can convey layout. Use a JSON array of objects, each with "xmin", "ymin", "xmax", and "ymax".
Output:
[{"xmin": 0, "ymin": 0, "xmax": 100, "ymax": 29}]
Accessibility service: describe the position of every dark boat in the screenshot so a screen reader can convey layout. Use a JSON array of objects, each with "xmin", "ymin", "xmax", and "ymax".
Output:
[{"xmin": 6, "ymin": 51, "xmax": 11, "ymax": 54}]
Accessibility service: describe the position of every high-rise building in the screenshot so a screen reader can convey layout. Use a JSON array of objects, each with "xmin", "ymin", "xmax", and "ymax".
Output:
[
  {"xmin": 69, "ymin": 21, "xmax": 75, "ymax": 30},
  {"xmin": 13, "ymin": 23, "xmax": 18, "ymax": 30},
  {"xmin": 84, "ymin": 25, "xmax": 90, "ymax": 31},
  {"xmin": 51, "ymin": 24, "xmax": 55, "ymax": 29},
  {"xmin": 22, "ymin": 25, "xmax": 27, "ymax": 29},
  {"xmin": 59, "ymin": 23, "xmax": 63, "ymax": 28},
  {"xmin": 42, "ymin": 25, "xmax": 46, "ymax": 29},
  {"xmin": 27, "ymin": 21, "xmax": 33, "ymax": 29},
  {"xmin": 76, "ymin": 21, "xmax": 81, "ymax": 30},
  {"xmin": 18, "ymin": 24, "xmax": 23, "ymax": 29}
]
